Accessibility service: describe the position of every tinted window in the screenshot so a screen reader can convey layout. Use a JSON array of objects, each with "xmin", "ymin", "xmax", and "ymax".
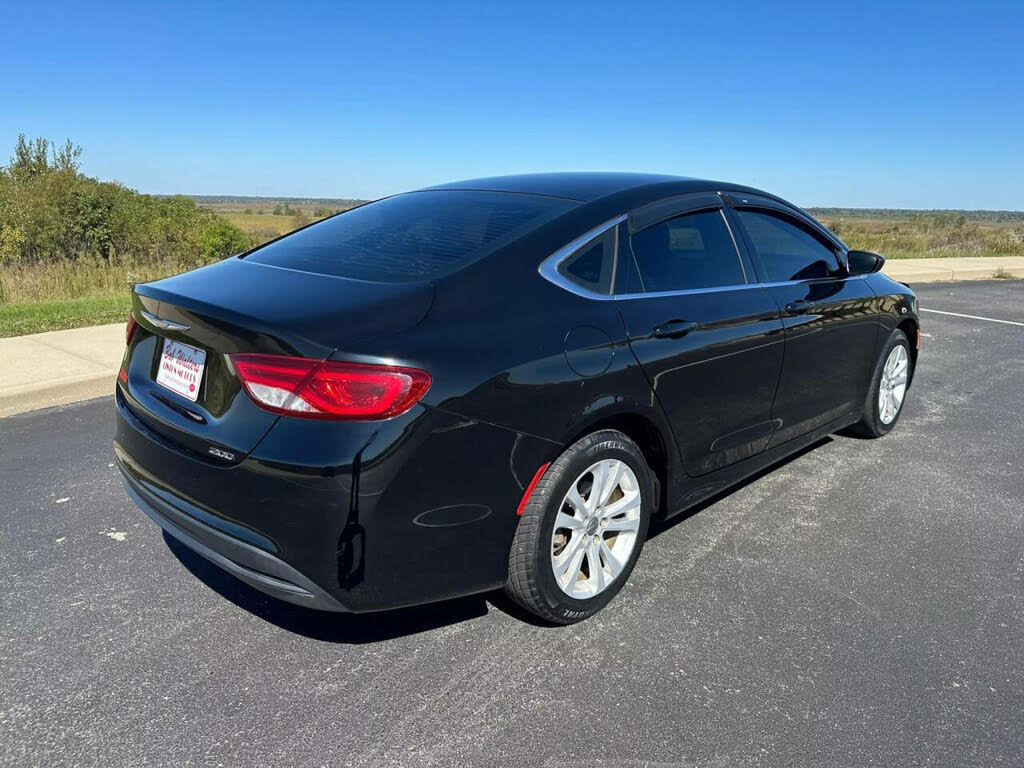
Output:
[
  {"xmin": 735, "ymin": 209, "xmax": 838, "ymax": 282},
  {"xmin": 557, "ymin": 227, "xmax": 616, "ymax": 294},
  {"xmin": 245, "ymin": 190, "xmax": 576, "ymax": 282},
  {"xmin": 627, "ymin": 209, "xmax": 745, "ymax": 293},
  {"xmin": 615, "ymin": 223, "xmax": 643, "ymax": 295}
]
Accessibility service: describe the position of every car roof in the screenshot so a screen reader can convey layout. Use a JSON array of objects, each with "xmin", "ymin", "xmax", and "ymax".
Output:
[{"xmin": 421, "ymin": 172, "xmax": 738, "ymax": 203}]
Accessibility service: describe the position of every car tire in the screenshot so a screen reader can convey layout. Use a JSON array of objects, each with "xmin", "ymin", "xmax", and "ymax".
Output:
[
  {"xmin": 849, "ymin": 328, "xmax": 912, "ymax": 438},
  {"xmin": 504, "ymin": 429, "xmax": 653, "ymax": 625}
]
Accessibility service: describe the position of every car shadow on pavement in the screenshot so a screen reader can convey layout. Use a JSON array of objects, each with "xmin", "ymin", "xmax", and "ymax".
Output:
[
  {"xmin": 162, "ymin": 532, "xmax": 490, "ymax": 644},
  {"xmin": 648, "ymin": 436, "xmax": 833, "ymax": 539}
]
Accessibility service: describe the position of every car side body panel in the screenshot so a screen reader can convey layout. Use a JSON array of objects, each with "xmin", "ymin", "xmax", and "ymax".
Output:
[{"xmin": 617, "ymin": 284, "xmax": 786, "ymax": 476}]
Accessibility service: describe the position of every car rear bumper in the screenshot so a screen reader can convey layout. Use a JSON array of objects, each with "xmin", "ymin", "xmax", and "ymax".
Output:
[
  {"xmin": 114, "ymin": 386, "xmax": 559, "ymax": 613},
  {"xmin": 119, "ymin": 460, "xmax": 348, "ymax": 611}
]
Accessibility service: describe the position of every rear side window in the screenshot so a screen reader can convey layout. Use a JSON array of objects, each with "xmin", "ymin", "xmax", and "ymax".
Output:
[
  {"xmin": 557, "ymin": 227, "xmax": 616, "ymax": 294},
  {"xmin": 245, "ymin": 190, "xmax": 576, "ymax": 282},
  {"xmin": 734, "ymin": 209, "xmax": 838, "ymax": 282},
  {"xmin": 626, "ymin": 209, "xmax": 746, "ymax": 293}
]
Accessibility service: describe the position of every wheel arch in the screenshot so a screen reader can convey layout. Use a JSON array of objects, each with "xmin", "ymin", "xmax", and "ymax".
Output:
[
  {"xmin": 896, "ymin": 315, "xmax": 919, "ymax": 385},
  {"xmin": 565, "ymin": 410, "xmax": 673, "ymax": 517}
]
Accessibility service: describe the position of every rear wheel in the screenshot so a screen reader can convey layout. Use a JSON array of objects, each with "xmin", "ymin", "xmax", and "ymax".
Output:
[
  {"xmin": 850, "ymin": 329, "xmax": 912, "ymax": 438},
  {"xmin": 504, "ymin": 430, "xmax": 653, "ymax": 624}
]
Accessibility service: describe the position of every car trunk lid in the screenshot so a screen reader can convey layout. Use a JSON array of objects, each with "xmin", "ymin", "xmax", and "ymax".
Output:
[{"xmin": 120, "ymin": 257, "xmax": 433, "ymax": 461}]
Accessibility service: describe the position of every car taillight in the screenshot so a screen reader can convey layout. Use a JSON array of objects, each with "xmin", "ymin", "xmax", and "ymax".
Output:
[
  {"xmin": 125, "ymin": 313, "xmax": 139, "ymax": 346},
  {"xmin": 230, "ymin": 354, "xmax": 431, "ymax": 421}
]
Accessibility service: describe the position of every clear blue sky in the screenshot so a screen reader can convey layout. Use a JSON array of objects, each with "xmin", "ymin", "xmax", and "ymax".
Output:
[{"xmin": 2, "ymin": 0, "xmax": 1021, "ymax": 209}]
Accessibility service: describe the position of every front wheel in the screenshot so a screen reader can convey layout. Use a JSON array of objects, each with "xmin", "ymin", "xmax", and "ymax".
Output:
[
  {"xmin": 850, "ymin": 328, "xmax": 912, "ymax": 438},
  {"xmin": 504, "ymin": 430, "xmax": 653, "ymax": 625}
]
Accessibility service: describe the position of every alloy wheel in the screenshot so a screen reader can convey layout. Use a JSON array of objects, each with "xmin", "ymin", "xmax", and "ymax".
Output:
[
  {"xmin": 878, "ymin": 344, "xmax": 909, "ymax": 424},
  {"xmin": 550, "ymin": 459, "xmax": 642, "ymax": 599}
]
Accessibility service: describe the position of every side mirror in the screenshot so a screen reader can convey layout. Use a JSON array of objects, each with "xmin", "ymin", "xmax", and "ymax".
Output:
[{"xmin": 846, "ymin": 249, "xmax": 885, "ymax": 276}]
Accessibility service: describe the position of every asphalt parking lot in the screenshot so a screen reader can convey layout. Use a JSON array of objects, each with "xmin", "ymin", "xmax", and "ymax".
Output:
[{"xmin": 2, "ymin": 279, "xmax": 1022, "ymax": 767}]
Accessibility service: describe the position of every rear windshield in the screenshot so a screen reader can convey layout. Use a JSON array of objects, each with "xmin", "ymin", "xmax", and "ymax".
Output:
[{"xmin": 243, "ymin": 190, "xmax": 577, "ymax": 282}]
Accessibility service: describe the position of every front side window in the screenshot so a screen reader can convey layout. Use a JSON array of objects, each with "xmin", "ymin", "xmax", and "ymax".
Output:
[
  {"xmin": 245, "ymin": 190, "xmax": 577, "ymax": 282},
  {"xmin": 734, "ymin": 209, "xmax": 838, "ymax": 282},
  {"xmin": 626, "ymin": 209, "xmax": 745, "ymax": 293}
]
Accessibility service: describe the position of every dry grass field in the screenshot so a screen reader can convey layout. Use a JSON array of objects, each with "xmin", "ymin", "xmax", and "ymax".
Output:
[
  {"xmin": 196, "ymin": 196, "xmax": 365, "ymax": 246},
  {"xmin": 218, "ymin": 212, "xmax": 301, "ymax": 243},
  {"xmin": 810, "ymin": 208, "xmax": 1024, "ymax": 260}
]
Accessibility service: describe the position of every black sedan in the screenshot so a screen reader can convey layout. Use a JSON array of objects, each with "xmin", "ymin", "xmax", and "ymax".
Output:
[{"xmin": 114, "ymin": 173, "xmax": 919, "ymax": 624}]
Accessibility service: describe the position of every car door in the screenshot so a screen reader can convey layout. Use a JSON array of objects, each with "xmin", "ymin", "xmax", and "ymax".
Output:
[
  {"xmin": 615, "ymin": 194, "xmax": 786, "ymax": 476},
  {"xmin": 724, "ymin": 196, "xmax": 878, "ymax": 446}
]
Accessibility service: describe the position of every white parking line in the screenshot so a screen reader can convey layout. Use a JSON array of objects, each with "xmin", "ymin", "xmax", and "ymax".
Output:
[{"xmin": 920, "ymin": 308, "xmax": 1024, "ymax": 327}]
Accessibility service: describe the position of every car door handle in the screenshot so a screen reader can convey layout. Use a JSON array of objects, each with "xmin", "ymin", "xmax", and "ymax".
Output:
[
  {"xmin": 652, "ymin": 320, "xmax": 699, "ymax": 339},
  {"xmin": 784, "ymin": 299, "xmax": 815, "ymax": 315}
]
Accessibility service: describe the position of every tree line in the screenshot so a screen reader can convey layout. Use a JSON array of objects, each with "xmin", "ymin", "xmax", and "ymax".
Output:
[{"xmin": 0, "ymin": 134, "xmax": 251, "ymax": 267}]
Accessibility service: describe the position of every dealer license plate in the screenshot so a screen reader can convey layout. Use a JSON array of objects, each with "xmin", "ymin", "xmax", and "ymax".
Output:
[{"xmin": 155, "ymin": 338, "xmax": 206, "ymax": 402}]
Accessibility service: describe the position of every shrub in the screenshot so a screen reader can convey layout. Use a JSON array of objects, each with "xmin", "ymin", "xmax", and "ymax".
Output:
[{"xmin": 0, "ymin": 134, "xmax": 252, "ymax": 278}]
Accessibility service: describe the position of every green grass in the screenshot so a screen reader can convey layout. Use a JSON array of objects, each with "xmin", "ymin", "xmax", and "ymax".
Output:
[
  {"xmin": 0, "ymin": 294, "xmax": 132, "ymax": 337},
  {"xmin": 0, "ymin": 259, "xmax": 178, "ymax": 337}
]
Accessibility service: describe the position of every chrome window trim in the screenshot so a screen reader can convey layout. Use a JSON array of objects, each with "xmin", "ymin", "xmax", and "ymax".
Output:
[
  {"xmin": 538, "ymin": 215, "xmax": 626, "ymax": 300},
  {"xmin": 538, "ymin": 211, "xmax": 867, "ymax": 303},
  {"xmin": 614, "ymin": 282, "xmax": 763, "ymax": 301},
  {"xmin": 613, "ymin": 272, "xmax": 869, "ymax": 301},
  {"xmin": 757, "ymin": 274, "xmax": 869, "ymax": 289}
]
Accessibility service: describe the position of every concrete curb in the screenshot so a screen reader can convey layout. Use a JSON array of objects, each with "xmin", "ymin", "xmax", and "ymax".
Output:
[
  {"xmin": 882, "ymin": 256, "xmax": 1024, "ymax": 283},
  {"xmin": 0, "ymin": 374, "xmax": 114, "ymax": 419},
  {"xmin": 0, "ymin": 323, "xmax": 125, "ymax": 419}
]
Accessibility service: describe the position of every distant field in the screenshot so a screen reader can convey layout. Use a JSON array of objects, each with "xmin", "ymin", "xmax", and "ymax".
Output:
[
  {"xmin": 219, "ymin": 212, "xmax": 301, "ymax": 243},
  {"xmin": 193, "ymin": 195, "xmax": 367, "ymax": 214},
  {"xmin": 191, "ymin": 196, "xmax": 367, "ymax": 246},
  {"xmin": 808, "ymin": 208, "xmax": 1024, "ymax": 260}
]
